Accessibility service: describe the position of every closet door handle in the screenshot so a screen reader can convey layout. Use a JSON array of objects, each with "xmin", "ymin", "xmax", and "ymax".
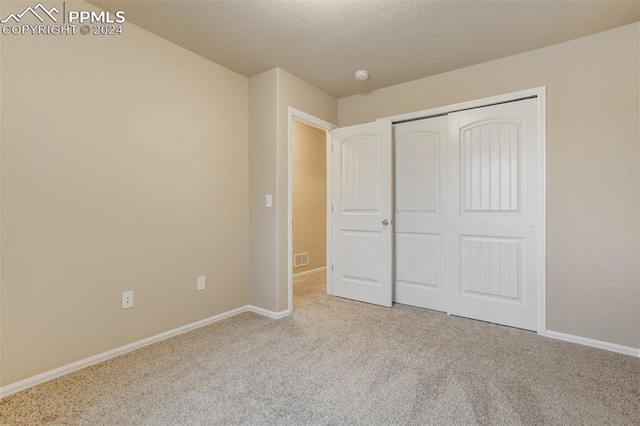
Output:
[{"xmin": 381, "ymin": 219, "xmax": 389, "ymax": 226}]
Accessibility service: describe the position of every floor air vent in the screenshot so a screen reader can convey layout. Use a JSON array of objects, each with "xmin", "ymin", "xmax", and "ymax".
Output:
[{"xmin": 294, "ymin": 252, "xmax": 309, "ymax": 268}]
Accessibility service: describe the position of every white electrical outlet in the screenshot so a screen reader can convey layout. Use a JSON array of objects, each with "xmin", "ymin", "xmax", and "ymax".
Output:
[
  {"xmin": 197, "ymin": 276, "xmax": 206, "ymax": 291},
  {"xmin": 122, "ymin": 291, "xmax": 134, "ymax": 309}
]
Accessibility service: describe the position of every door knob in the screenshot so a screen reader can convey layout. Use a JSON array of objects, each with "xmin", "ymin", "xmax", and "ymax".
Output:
[{"xmin": 382, "ymin": 219, "xmax": 389, "ymax": 226}]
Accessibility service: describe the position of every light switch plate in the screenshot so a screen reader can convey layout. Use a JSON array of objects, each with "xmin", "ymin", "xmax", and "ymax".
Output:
[{"xmin": 197, "ymin": 276, "xmax": 205, "ymax": 291}]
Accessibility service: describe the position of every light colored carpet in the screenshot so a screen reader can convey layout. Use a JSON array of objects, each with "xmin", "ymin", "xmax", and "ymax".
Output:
[{"xmin": 1, "ymin": 270, "xmax": 639, "ymax": 425}]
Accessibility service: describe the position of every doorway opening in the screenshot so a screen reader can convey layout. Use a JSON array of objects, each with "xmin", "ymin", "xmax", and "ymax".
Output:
[
  {"xmin": 287, "ymin": 108, "xmax": 336, "ymax": 313},
  {"xmin": 292, "ymin": 120, "xmax": 327, "ymax": 309}
]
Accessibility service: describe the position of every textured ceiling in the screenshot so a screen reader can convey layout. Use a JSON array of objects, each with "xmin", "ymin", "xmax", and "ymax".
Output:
[{"xmin": 89, "ymin": 0, "xmax": 640, "ymax": 98}]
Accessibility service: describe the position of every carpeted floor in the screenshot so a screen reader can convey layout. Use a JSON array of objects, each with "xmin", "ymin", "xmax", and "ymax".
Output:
[{"xmin": 1, "ymin": 270, "xmax": 639, "ymax": 425}]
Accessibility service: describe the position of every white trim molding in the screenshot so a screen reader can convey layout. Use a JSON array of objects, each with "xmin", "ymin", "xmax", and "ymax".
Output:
[
  {"xmin": 287, "ymin": 107, "xmax": 337, "ymax": 315},
  {"xmin": 543, "ymin": 330, "xmax": 640, "ymax": 358},
  {"xmin": 2, "ymin": 302, "xmax": 636, "ymax": 400},
  {"xmin": 247, "ymin": 305, "xmax": 291, "ymax": 319},
  {"xmin": 292, "ymin": 266, "xmax": 326, "ymax": 278},
  {"xmin": 535, "ymin": 87, "xmax": 547, "ymax": 335},
  {"xmin": 378, "ymin": 87, "xmax": 545, "ymax": 124},
  {"xmin": 0, "ymin": 305, "xmax": 288, "ymax": 399}
]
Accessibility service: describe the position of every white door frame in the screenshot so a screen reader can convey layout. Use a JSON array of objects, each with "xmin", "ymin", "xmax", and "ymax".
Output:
[
  {"xmin": 287, "ymin": 107, "xmax": 337, "ymax": 314},
  {"xmin": 379, "ymin": 87, "xmax": 547, "ymax": 334}
]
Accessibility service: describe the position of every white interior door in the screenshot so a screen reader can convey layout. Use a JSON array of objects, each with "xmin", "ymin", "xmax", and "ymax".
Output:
[
  {"xmin": 394, "ymin": 116, "xmax": 449, "ymax": 312},
  {"xmin": 447, "ymin": 98, "xmax": 540, "ymax": 330},
  {"xmin": 330, "ymin": 120, "xmax": 393, "ymax": 307}
]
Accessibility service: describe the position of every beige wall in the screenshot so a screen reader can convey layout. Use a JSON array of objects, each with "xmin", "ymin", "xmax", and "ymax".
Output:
[
  {"xmin": 248, "ymin": 69, "xmax": 278, "ymax": 309},
  {"xmin": 249, "ymin": 68, "xmax": 336, "ymax": 312},
  {"xmin": 292, "ymin": 121, "xmax": 327, "ymax": 274},
  {"xmin": 0, "ymin": 1, "xmax": 249, "ymax": 386},
  {"xmin": 339, "ymin": 23, "xmax": 640, "ymax": 349}
]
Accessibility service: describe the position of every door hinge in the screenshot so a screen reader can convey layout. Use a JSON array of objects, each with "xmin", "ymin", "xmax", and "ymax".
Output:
[
  {"xmin": 331, "ymin": 144, "xmax": 334, "ymax": 153},
  {"xmin": 331, "ymin": 265, "xmax": 334, "ymax": 272},
  {"xmin": 331, "ymin": 204, "xmax": 334, "ymax": 212}
]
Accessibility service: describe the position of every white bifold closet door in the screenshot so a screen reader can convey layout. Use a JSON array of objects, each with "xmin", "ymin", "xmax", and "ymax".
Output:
[
  {"xmin": 394, "ymin": 115, "xmax": 450, "ymax": 312},
  {"xmin": 447, "ymin": 99, "xmax": 540, "ymax": 330},
  {"xmin": 394, "ymin": 98, "xmax": 540, "ymax": 331}
]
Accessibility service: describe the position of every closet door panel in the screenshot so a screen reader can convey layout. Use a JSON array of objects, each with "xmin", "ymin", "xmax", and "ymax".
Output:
[{"xmin": 394, "ymin": 116, "xmax": 449, "ymax": 312}]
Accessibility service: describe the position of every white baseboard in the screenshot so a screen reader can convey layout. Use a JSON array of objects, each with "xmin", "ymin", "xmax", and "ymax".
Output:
[
  {"xmin": 4, "ymin": 305, "xmax": 636, "ymax": 399},
  {"xmin": 543, "ymin": 330, "xmax": 640, "ymax": 357},
  {"xmin": 0, "ymin": 304, "xmax": 290, "ymax": 399},
  {"xmin": 292, "ymin": 266, "xmax": 326, "ymax": 278},
  {"xmin": 247, "ymin": 305, "xmax": 291, "ymax": 319}
]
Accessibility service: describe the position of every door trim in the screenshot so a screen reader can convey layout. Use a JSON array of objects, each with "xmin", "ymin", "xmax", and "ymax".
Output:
[
  {"xmin": 380, "ymin": 87, "xmax": 547, "ymax": 334},
  {"xmin": 287, "ymin": 107, "xmax": 337, "ymax": 314}
]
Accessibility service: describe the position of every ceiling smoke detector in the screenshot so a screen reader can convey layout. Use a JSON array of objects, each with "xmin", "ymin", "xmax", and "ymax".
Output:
[{"xmin": 354, "ymin": 70, "xmax": 369, "ymax": 81}]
